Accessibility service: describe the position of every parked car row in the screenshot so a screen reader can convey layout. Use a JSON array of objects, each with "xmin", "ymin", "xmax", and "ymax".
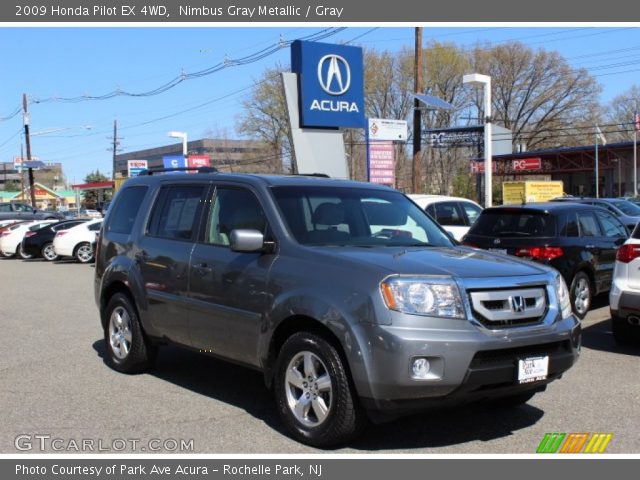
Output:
[{"xmin": 0, "ymin": 218, "xmax": 102, "ymax": 263}]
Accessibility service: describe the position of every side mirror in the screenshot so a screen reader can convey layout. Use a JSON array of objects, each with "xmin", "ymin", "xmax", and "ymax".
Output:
[{"xmin": 230, "ymin": 229, "xmax": 265, "ymax": 252}]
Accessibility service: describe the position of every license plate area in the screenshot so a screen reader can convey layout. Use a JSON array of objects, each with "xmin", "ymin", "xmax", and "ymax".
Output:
[
  {"xmin": 518, "ymin": 356, "xmax": 549, "ymax": 384},
  {"xmin": 488, "ymin": 248, "xmax": 507, "ymax": 255}
]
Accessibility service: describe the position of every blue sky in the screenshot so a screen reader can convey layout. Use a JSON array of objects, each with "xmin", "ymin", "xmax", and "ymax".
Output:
[{"xmin": 1, "ymin": 26, "xmax": 639, "ymax": 183}]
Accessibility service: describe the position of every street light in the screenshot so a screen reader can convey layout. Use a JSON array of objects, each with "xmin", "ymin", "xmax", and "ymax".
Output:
[
  {"xmin": 168, "ymin": 131, "xmax": 188, "ymax": 158},
  {"xmin": 463, "ymin": 73, "xmax": 492, "ymax": 208}
]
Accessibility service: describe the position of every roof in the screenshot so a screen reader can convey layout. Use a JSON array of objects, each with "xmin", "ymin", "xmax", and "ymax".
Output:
[{"xmin": 492, "ymin": 140, "xmax": 636, "ymax": 161}]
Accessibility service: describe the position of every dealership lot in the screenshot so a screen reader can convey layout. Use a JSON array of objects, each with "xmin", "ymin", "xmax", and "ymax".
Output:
[{"xmin": 1, "ymin": 258, "xmax": 638, "ymax": 454}]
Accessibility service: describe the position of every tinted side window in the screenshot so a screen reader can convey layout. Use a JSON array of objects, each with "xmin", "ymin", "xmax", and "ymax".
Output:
[
  {"xmin": 434, "ymin": 202, "xmax": 465, "ymax": 226},
  {"xmin": 632, "ymin": 224, "xmax": 640, "ymax": 239},
  {"xmin": 205, "ymin": 187, "xmax": 267, "ymax": 246},
  {"xmin": 425, "ymin": 204, "xmax": 436, "ymax": 218},
  {"xmin": 461, "ymin": 202, "xmax": 482, "ymax": 225},
  {"xmin": 148, "ymin": 185, "xmax": 206, "ymax": 241},
  {"xmin": 0, "ymin": 204, "xmax": 10, "ymax": 212},
  {"xmin": 561, "ymin": 213, "xmax": 579, "ymax": 237},
  {"xmin": 107, "ymin": 186, "xmax": 148, "ymax": 235},
  {"xmin": 88, "ymin": 222, "xmax": 102, "ymax": 232},
  {"xmin": 577, "ymin": 212, "xmax": 601, "ymax": 237},
  {"xmin": 595, "ymin": 211, "xmax": 627, "ymax": 238}
]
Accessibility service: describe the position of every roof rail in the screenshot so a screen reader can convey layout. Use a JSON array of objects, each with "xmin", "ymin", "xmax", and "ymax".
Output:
[
  {"xmin": 292, "ymin": 173, "xmax": 331, "ymax": 178},
  {"xmin": 139, "ymin": 166, "xmax": 218, "ymax": 176}
]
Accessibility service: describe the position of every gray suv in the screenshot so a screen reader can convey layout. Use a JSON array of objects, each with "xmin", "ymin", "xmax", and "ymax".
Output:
[{"xmin": 95, "ymin": 171, "xmax": 581, "ymax": 447}]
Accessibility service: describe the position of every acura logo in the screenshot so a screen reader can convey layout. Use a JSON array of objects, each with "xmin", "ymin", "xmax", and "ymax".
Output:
[
  {"xmin": 317, "ymin": 54, "xmax": 351, "ymax": 95},
  {"xmin": 510, "ymin": 295, "xmax": 526, "ymax": 313}
]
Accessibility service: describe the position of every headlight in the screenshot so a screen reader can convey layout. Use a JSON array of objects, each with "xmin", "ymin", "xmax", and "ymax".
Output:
[
  {"xmin": 556, "ymin": 274, "xmax": 572, "ymax": 319},
  {"xmin": 380, "ymin": 276, "xmax": 464, "ymax": 318}
]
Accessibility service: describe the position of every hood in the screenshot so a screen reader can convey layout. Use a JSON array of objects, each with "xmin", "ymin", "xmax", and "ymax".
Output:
[{"xmin": 313, "ymin": 246, "xmax": 552, "ymax": 279}]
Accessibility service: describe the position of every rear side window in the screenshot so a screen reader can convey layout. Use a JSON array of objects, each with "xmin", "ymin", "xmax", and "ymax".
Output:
[
  {"xmin": 148, "ymin": 185, "xmax": 206, "ymax": 241},
  {"xmin": 0, "ymin": 204, "xmax": 10, "ymax": 212},
  {"xmin": 108, "ymin": 186, "xmax": 148, "ymax": 235},
  {"xmin": 633, "ymin": 224, "xmax": 640, "ymax": 239},
  {"xmin": 433, "ymin": 202, "xmax": 465, "ymax": 227},
  {"xmin": 577, "ymin": 212, "xmax": 601, "ymax": 237},
  {"xmin": 560, "ymin": 213, "xmax": 579, "ymax": 237},
  {"xmin": 469, "ymin": 211, "xmax": 555, "ymax": 237}
]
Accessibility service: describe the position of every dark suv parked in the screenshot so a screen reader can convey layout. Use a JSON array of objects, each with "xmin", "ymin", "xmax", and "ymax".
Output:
[
  {"xmin": 95, "ymin": 171, "xmax": 580, "ymax": 447},
  {"xmin": 463, "ymin": 203, "xmax": 628, "ymax": 319}
]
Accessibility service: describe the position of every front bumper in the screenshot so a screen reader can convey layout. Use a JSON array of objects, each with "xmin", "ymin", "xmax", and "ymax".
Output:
[{"xmin": 353, "ymin": 314, "xmax": 581, "ymax": 414}]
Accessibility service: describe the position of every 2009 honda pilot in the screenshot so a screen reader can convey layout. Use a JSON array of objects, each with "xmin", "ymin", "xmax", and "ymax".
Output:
[{"xmin": 95, "ymin": 170, "xmax": 581, "ymax": 447}]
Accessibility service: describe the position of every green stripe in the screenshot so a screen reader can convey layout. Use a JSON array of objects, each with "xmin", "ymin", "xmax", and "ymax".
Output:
[
  {"xmin": 548, "ymin": 433, "xmax": 566, "ymax": 453},
  {"xmin": 537, "ymin": 433, "xmax": 553, "ymax": 453}
]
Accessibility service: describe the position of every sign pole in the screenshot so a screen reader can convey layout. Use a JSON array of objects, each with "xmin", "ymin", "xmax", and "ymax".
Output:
[
  {"xmin": 365, "ymin": 122, "xmax": 370, "ymax": 182},
  {"xmin": 634, "ymin": 126, "xmax": 638, "ymax": 197},
  {"xmin": 595, "ymin": 132, "xmax": 599, "ymax": 198}
]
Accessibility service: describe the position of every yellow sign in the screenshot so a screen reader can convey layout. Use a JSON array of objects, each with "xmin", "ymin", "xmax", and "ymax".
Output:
[{"xmin": 503, "ymin": 181, "xmax": 564, "ymax": 205}]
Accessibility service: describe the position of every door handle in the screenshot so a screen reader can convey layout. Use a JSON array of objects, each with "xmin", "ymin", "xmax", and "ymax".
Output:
[
  {"xmin": 585, "ymin": 245, "xmax": 596, "ymax": 249},
  {"xmin": 192, "ymin": 263, "xmax": 213, "ymax": 276}
]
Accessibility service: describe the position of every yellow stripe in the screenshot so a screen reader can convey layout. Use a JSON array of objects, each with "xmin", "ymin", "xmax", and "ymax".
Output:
[
  {"xmin": 598, "ymin": 434, "xmax": 613, "ymax": 453},
  {"xmin": 590, "ymin": 434, "xmax": 606, "ymax": 453},
  {"xmin": 584, "ymin": 434, "xmax": 598, "ymax": 453},
  {"xmin": 573, "ymin": 433, "xmax": 589, "ymax": 453},
  {"xmin": 560, "ymin": 434, "xmax": 576, "ymax": 453}
]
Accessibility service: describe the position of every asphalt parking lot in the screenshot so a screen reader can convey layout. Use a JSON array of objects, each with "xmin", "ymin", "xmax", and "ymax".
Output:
[{"xmin": 1, "ymin": 258, "xmax": 639, "ymax": 454}]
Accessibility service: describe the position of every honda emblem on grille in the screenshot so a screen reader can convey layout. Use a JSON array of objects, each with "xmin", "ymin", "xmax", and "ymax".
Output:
[{"xmin": 510, "ymin": 295, "xmax": 526, "ymax": 313}]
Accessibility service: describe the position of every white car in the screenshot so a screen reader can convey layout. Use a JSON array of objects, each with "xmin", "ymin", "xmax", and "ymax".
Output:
[
  {"xmin": 0, "ymin": 219, "xmax": 21, "ymax": 228},
  {"xmin": 610, "ymin": 225, "xmax": 640, "ymax": 344},
  {"xmin": 0, "ymin": 220, "xmax": 57, "ymax": 258},
  {"xmin": 408, "ymin": 195, "xmax": 483, "ymax": 241},
  {"xmin": 53, "ymin": 218, "xmax": 103, "ymax": 263}
]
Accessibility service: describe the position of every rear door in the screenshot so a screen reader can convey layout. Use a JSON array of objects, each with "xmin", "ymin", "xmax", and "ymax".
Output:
[
  {"xmin": 187, "ymin": 184, "xmax": 277, "ymax": 366},
  {"xmin": 575, "ymin": 210, "xmax": 608, "ymax": 292},
  {"xmin": 135, "ymin": 183, "xmax": 209, "ymax": 345},
  {"xmin": 594, "ymin": 210, "xmax": 628, "ymax": 292}
]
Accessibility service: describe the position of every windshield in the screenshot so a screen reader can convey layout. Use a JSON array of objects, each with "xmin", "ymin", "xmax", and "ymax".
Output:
[
  {"xmin": 271, "ymin": 186, "xmax": 454, "ymax": 247},
  {"xmin": 610, "ymin": 200, "xmax": 640, "ymax": 216}
]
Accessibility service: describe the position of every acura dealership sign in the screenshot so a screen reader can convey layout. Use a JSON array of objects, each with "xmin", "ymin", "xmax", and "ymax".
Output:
[{"xmin": 291, "ymin": 40, "xmax": 365, "ymax": 129}]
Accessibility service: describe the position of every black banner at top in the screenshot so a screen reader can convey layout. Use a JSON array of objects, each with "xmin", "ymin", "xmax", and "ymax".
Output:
[{"xmin": 3, "ymin": 0, "xmax": 640, "ymax": 22}]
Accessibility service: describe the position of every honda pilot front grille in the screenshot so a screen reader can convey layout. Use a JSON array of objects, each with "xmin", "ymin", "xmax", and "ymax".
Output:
[{"xmin": 468, "ymin": 287, "xmax": 547, "ymax": 328}]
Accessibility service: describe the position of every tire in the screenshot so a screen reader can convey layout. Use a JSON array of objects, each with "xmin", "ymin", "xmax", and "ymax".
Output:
[
  {"xmin": 274, "ymin": 331, "xmax": 366, "ymax": 447},
  {"xmin": 17, "ymin": 243, "xmax": 33, "ymax": 260},
  {"xmin": 570, "ymin": 271, "xmax": 592, "ymax": 320},
  {"xmin": 74, "ymin": 242, "xmax": 94, "ymax": 263},
  {"xmin": 103, "ymin": 293, "xmax": 157, "ymax": 373},
  {"xmin": 612, "ymin": 315, "xmax": 640, "ymax": 345},
  {"xmin": 487, "ymin": 391, "xmax": 536, "ymax": 408},
  {"xmin": 1, "ymin": 250, "xmax": 14, "ymax": 258},
  {"xmin": 41, "ymin": 242, "xmax": 59, "ymax": 261}
]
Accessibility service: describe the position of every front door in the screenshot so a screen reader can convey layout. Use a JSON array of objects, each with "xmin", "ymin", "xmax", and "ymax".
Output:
[{"xmin": 188, "ymin": 186, "xmax": 276, "ymax": 366}]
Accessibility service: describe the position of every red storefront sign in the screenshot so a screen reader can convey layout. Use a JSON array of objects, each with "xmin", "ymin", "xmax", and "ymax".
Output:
[
  {"xmin": 512, "ymin": 158, "xmax": 542, "ymax": 171},
  {"xmin": 187, "ymin": 155, "xmax": 211, "ymax": 170}
]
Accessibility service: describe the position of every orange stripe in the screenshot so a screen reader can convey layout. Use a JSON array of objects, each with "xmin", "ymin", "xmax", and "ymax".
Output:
[
  {"xmin": 560, "ymin": 434, "xmax": 576, "ymax": 453},
  {"xmin": 572, "ymin": 433, "xmax": 589, "ymax": 453}
]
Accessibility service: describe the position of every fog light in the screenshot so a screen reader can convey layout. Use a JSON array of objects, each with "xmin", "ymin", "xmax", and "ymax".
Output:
[{"xmin": 411, "ymin": 358, "xmax": 431, "ymax": 379}]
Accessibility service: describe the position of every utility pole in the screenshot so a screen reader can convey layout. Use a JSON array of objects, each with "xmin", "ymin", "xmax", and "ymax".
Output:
[
  {"xmin": 412, "ymin": 27, "xmax": 424, "ymax": 193},
  {"xmin": 22, "ymin": 93, "xmax": 36, "ymax": 208},
  {"xmin": 108, "ymin": 119, "xmax": 122, "ymax": 180}
]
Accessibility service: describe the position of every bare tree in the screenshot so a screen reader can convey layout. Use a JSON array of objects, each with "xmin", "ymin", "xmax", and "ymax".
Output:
[
  {"xmin": 470, "ymin": 42, "xmax": 601, "ymax": 150},
  {"xmin": 236, "ymin": 65, "xmax": 289, "ymax": 173},
  {"xmin": 606, "ymin": 85, "xmax": 640, "ymax": 142}
]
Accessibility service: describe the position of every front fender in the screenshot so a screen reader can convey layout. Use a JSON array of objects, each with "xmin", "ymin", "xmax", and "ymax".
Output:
[{"xmin": 259, "ymin": 288, "xmax": 379, "ymax": 399}]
